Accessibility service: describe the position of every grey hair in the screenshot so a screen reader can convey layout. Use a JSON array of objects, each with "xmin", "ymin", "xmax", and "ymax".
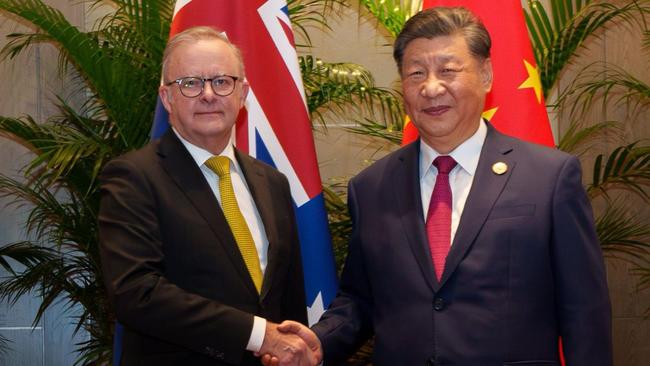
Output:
[{"xmin": 161, "ymin": 26, "xmax": 245, "ymax": 81}]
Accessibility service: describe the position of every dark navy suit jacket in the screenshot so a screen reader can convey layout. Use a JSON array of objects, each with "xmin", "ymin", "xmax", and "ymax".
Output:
[{"xmin": 313, "ymin": 124, "xmax": 612, "ymax": 366}]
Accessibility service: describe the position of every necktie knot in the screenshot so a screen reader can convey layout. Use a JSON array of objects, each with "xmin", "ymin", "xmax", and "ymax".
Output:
[
  {"xmin": 434, "ymin": 155, "xmax": 457, "ymax": 175},
  {"xmin": 205, "ymin": 156, "xmax": 231, "ymax": 178}
]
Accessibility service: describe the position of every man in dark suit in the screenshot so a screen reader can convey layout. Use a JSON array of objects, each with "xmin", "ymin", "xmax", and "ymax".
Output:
[
  {"xmin": 265, "ymin": 6, "xmax": 612, "ymax": 366},
  {"xmin": 99, "ymin": 26, "xmax": 319, "ymax": 366}
]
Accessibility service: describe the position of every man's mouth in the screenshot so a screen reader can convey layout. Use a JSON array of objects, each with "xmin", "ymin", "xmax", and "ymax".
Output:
[
  {"xmin": 422, "ymin": 105, "xmax": 450, "ymax": 116},
  {"xmin": 195, "ymin": 111, "xmax": 221, "ymax": 116}
]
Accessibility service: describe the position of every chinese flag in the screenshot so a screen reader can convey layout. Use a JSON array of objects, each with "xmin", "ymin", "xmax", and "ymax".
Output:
[{"xmin": 401, "ymin": 0, "xmax": 554, "ymax": 148}]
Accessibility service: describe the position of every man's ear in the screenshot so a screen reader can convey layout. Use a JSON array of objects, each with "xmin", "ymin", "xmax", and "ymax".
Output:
[
  {"xmin": 481, "ymin": 58, "xmax": 494, "ymax": 92},
  {"xmin": 159, "ymin": 84, "xmax": 173, "ymax": 113},
  {"xmin": 239, "ymin": 79, "xmax": 250, "ymax": 108}
]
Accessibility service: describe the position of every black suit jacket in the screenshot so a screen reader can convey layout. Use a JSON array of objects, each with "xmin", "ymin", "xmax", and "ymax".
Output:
[
  {"xmin": 312, "ymin": 124, "xmax": 612, "ymax": 366},
  {"xmin": 99, "ymin": 130, "xmax": 307, "ymax": 365}
]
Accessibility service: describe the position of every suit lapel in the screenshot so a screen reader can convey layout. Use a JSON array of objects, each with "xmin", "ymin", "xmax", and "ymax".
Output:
[
  {"xmin": 235, "ymin": 150, "xmax": 279, "ymax": 301},
  {"xmin": 439, "ymin": 125, "xmax": 516, "ymax": 287},
  {"xmin": 157, "ymin": 131, "xmax": 258, "ymax": 297},
  {"xmin": 393, "ymin": 141, "xmax": 439, "ymax": 292}
]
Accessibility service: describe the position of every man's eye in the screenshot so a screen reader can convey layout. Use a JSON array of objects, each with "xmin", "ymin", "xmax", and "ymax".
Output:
[
  {"xmin": 183, "ymin": 79, "xmax": 200, "ymax": 88},
  {"xmin": 213, "ymin": 77, "xmax": 233, "ymax": 87}
]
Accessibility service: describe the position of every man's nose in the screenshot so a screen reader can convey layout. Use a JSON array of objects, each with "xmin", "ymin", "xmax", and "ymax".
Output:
[
  {"xmin": 200, "ymin": 81, "xmax": 219, "ymax": 101},
  {"xmin": 421, "ymin": 76, "xmax": 446, "ymax": 98}
]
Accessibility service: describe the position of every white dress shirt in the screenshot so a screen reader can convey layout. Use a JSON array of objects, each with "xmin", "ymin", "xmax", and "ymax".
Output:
[
  {"xmin": 173, "ymin": 129, "xmax": 267, "ymax": 352},
  {"xmin": 419, "ymin": 120, "xmax": 487, "ymax": 245}
]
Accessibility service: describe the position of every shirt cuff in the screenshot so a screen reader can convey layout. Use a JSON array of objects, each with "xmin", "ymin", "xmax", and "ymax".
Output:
[{"xmin": 245, "ymin": 316, "xmax": 266, "ymax": 352}]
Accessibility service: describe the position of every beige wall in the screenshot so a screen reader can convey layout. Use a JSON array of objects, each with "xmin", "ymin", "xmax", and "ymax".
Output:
[{"xmin": 300, "ymin": 3, "xmax": 400, "ymax": 183}]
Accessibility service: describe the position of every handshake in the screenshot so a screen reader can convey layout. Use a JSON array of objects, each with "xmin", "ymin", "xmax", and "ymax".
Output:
[{"xmin": 256, "ymin": 320, "xmax": 322, "ymax": 366}]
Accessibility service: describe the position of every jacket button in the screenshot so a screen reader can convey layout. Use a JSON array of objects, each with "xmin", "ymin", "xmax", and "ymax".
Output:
[{"xmin": 433, "ymin": 297, "xmax": 445, "ymax": 311}]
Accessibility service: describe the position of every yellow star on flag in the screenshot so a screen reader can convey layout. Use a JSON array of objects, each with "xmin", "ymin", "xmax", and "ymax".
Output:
[
  {"xmin": 481, "ymin": 107, "xmax": 498, "ymax": 121},
  {"xmin": 518, "ymin": 59, "xmax": 543, "ymax": 104}
]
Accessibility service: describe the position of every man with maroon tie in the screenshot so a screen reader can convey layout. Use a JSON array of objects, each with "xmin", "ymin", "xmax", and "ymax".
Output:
[{"xmin": 265, "ymin": 7, "xmax": 612, "ymax": 366}]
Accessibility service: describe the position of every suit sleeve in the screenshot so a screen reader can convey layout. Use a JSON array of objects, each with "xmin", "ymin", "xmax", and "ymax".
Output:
[
  {"xmin": 551, "ymin": 156, "xmax": 613, "ymax": 366},
  {"xmin": 98, "ymin": 157, "xmax": 253, "ymax": 364},
  {"xmin": 312, "ymin": 178, "xmax": 374, "ymax": 364}
]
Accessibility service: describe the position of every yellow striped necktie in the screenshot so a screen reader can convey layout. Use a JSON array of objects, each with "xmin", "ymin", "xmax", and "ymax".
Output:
[{"xmin": 205, "ymin": 156, "xmax": 263, "ymax": 293}]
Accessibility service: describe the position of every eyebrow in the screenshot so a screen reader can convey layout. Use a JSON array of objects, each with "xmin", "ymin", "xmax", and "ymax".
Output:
[{"xmin": 405, "ymin": 54, "xmax": 459, "ymax": 67}]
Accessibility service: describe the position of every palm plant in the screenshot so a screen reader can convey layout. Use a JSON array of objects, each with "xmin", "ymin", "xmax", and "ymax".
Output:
[
  {"xmin": 0, "ymin": 1, "xmax": 173, "ymax": 363},
  {"xmin": 525, "ymin": 0, "xmax": 648, "ymax": 97},
  {"xmin": 524, "ymin": 0, "xmax": 650, "ymax": 288}
]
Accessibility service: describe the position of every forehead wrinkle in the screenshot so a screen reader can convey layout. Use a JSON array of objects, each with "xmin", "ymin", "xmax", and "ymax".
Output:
[
  {"xmin": 165, "ymin": 40, "xmax": 240, "ymax": 80},
  {"xmin": 405, "ymin": 53, "xmax": 459, "ymax": 68}
]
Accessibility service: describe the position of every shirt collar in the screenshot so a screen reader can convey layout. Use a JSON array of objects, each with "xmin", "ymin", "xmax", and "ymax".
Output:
[
  {"xmin": 172, "ymin": 128, "xmax": 241, "ymax": 172},
  {"xmin": 419, "ymin": 119, "xmax": 487, "ymax": 179}
]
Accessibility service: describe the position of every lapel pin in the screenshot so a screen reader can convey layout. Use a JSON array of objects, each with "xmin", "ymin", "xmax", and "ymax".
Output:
[{"xmin": 492, "ymin": 162, "xmax": 508, "ymax": 175}]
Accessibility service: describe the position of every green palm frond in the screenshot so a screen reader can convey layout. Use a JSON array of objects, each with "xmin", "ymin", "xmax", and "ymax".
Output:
[
  {"xmin": 0, "ymin": 241, "xmax": 107, "ymax": 355},
  {"xmin": 555, "ymin": 61, "xmax": 650, "ymax": 118},
  {"xmin": 0, "ymin": 0, "xmax": 118, "ymax": 113},
  {"xmin": 288, "ymin": 0, "xmax": 345, "ymax": 47},
  {"xmin": 359, "ymin": 0, "xmax": 422, "ymax": 37},
  {"xmin": 557, "ymin": 119, "xmax": 619, "ymax": 155},
  {"xmin": 0, "ymin": 1, "xmax": 170, "ymax": 362},
  {"xmin": 0, "ymin": 111, "xmax": 107, "ymax": 196},
  {"xmin": 0, "ymin": 31, "xmax": 51, "ymax": 60},
  {"xmin": 0, "ymin": 173, "xmax": 96, "ymax": 249},
  {"xmin": 596, "ymin": 201, "xmax": 650, "ymax": 261},
  {"xmin": 347, "ymin": 118, "xmax": 403, "ymax": 145},
  {"xmin": 588, "ymin": 143, "xmax": 650, "ymax": 200},
  {"xmin": 0, "ymin": 242, "xmax": 57, "ymax": 275},
  {"xmin": 74, "ymin": 337, "xmax": 112, "ymax": 366},
  {"xmin": 301, "ymin": 55, "xmax": 404, "ymax": 127},
  {"xmin": 0, "ymin": 244, "xmax": 61, "ymax": 306},
  {"xmin": 630, "ymin": 257, "xmax": 650, "ymax": 294},
  {"xmin": 525, "ymin": 0, "xmax": 648, "ymax": 97},
  {"xmin": 0, "ymin": 0, "xmax": 171, "ymax": 148},
  {"xmin": 0, "ymin": 115, "xmax": 49, "ymax": 155},
  {"xmin": 596, "ymin": 201, "xmax": 650, "ymax": 312}
]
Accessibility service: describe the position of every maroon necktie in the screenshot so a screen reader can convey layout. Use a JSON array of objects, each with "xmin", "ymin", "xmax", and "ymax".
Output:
[{"xmin": 426, "ymin": 156, "xmax": 457, "ymax": 281}]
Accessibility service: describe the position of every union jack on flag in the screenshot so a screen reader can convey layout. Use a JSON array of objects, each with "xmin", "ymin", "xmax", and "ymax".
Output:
[{"xmin": 153, "ymin": 0, "xmax": 338, "ymax": 324}]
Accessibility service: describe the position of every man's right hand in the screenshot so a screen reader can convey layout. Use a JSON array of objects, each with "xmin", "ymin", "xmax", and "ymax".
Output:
[
  {"xmin": 256, "ymin": 322, "xmax": 320, "ymax": 366},
  {"xmin": 277, "ymin": 320, "xmax": 321, "ymax": 362}
]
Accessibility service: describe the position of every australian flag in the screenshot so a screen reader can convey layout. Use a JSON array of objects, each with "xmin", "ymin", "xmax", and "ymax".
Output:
[{"xmin": 157, "ymin": 0, "xmax": 338, "ymax": 325}]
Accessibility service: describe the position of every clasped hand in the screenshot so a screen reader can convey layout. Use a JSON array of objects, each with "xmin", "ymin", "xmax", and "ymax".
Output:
[{"xmin": 256, "ymin": 320, "xmax": 322, "ymax": 366}]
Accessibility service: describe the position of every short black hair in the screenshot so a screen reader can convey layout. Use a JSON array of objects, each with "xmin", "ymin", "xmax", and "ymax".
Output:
[{"xmin": 394, "ymin": 7, "xmax": 491, "ymax": 73}]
